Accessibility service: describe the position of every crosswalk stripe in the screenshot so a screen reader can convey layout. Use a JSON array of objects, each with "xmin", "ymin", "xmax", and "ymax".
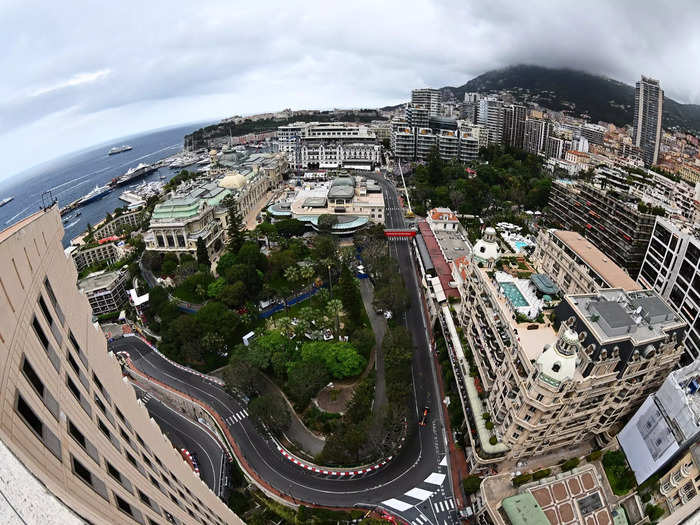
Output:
[
  {"xmin": 433, "ymin": 502, "xmax": 441, "ymax": 513},
  {"xmin": 424, "ymin": 472, "xmax": 446, "ymax": 485},
  {"xmin": 448, "ymin": 499, "xmax": 454, "ymax": 509},
  {"xmin": 382, "ymin": 498, "xmax": 412, "ymax": 512},
  {"xmin": 404, "ymin": 487, "xmax": 432, "ymax": 501},
  {"xmin": 439, "ymin": 456, "xmax": 447, "ymax": 467}
]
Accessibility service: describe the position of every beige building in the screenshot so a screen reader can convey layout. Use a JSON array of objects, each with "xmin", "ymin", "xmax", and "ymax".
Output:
[
  {"xmin": 0, "ymin": 206, "xmax": 241, "ymax": 524},
  {"xmin": 533, "ymin": 230, "xmax": 641, "ymax": 295},
  {"xmin": 93, "ymin": 209, "xmax": 144, "ymax": 239},
  {"xmin": 77, "ymin": 268, "xmax": 130, "ymax": 316},
  {"xmin": 458, "ymin": 261, "xmax": 686, "ymax": 465},
  {"xmin": 70, "ymin": 242, "xmax": 126, "ymax": 272},
  {"xmin": 659, "ymin": 444, "xmax": 700, "ymax": 514}
]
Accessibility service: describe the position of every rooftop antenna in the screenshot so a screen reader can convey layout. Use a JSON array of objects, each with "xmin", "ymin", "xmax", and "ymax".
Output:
[{"xmin": 40, "ymin": 190, "xmax": 57, "ymax": 211}]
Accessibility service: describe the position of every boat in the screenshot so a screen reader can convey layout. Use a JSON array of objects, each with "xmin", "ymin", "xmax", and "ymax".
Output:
[
  {"xmin": 111, "ymin": 163, "xmax": 158, "ymax": 187},
  {"xmin": 0, "ymin": 196, "xmax": 14, "ymax": 207},
  {"xmin": 78, "ymin": 185, "xmax": 111, "ymax": 205},
  {"xmin": 108, "ymin": 145, "xmax": 133, "ymax": 155},
  {"xmin": 76, "ymin": 211, "xmax": 81, "ymax": 216}
]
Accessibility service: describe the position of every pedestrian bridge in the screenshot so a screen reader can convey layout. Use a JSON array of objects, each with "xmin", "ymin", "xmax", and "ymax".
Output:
[{"xmin": 384, "ymin": 228, "xmax": 417, "ymax": 238}]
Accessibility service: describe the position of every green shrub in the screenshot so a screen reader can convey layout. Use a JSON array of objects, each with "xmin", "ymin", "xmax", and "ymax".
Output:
[
  {"xmin": 586, "ymin": 450, "xmax": 603, "ymax": 462},
  {"xmin": 603, "ymin": 451, "xmax": 637, "ymax": 495},
  {"xmin": 482, "ymin": 413, "xmax": 491, "ymax": 421},
  {"xmin": 462, "ymin": 475, "xmax": 482, "ymax": 495},
  {"xmin": 561, "ymin": 457, "xmax": 580, "ymax": 471},
  {"xmin": 645, "ymin": 503, "xmax": 664, "ymax": 522},
  {"xmin": 485, "ymin": 421, "xmax": 494, "ymax": 430},
  {"xmin": 533, "ymin": 468, "xmax": 551, "ymax": 480},
  {"xmin": 512, "ymin": 473, "xmax": 532, "ymax": 487},
  {"xmin": 489, "ymin": 436, "xmax": 497, "ymax": 445}
]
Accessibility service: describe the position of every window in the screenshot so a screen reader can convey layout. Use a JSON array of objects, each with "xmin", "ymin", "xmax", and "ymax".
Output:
[
  {"xmin": 536, "ymin": 393, "xmax": 544, "ymax": 402},
  {"xmin": 126, "ymin": 450, "xmax": 138, "ymax": 467},
  {"xmin": 107, "ymin": 462, "xmax": 122, "ymax": 483},
  {"xmin": 71, "ymin": 455, "xmax": 109, "ymax": 501},
  {"xmin": 138, "ymin": 489, "xmax": 152, "ymax": 507},
  {"xmin": 15, "ymin": 393, "xmax": 61, "ymax": 460},
  {"xmin": 142, "ymin": 453, "xmax": 153, "ymax": 469},
  {"xmin": 22, "ymin": 357, "xmax": 44, "ymax": 397},
  {"xmin": 32, "ymin": 316, "xmax": 49, "ymax": 349},
  {"xmin": 17, "ymin": 394, "xmax": 42, "ymax": 436},
  {"xmin": 38, "ymin": 296, "xmax": 54, "ymax": 326},
  {"xmin": 114, "ymin": 493, "xmax": 134, "ymax": 517},
  {"xmin": 73, "ymin": 456, "xmax": 92, "ymax": 485},
  {"xmin": 94, "ymin": 393, "xmax": 107, "ymax": 414},
  {"xmin": 120, "ymin": 427, "xmax": 132, "ymax": 445},
  {"xmin": 68, "ymin": 421, "xmax": 86, "ymax": 448},
  {"xmin": 66, "ymin": 375, "xmax": 90, "ymax": 415},
  {"xmin": 148, "ymin": 519, "xmax": 161, "ymax": 525}
]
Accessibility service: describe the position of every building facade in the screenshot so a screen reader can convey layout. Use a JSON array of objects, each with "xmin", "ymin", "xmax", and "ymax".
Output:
[
  {"xmin": 502, "ymin": 104, "xmax": 526, "ymax": 150},
  {"xmin": 411, "ymin": 88, "xmax": 440, "ymax": 116},
  {"xmin": 633, "ymin": 76, "xmax": 664, "ymax": 167},
  {"xmin": 70, "ymin": 242, "xmax": 125, "ymax": 272},
  {"xmin": 523, "ymin": 119, "xmax": 550, "ymax": 156},
  {"xmin": 458, "ymin": 270, "xmax": 686, "ymax": 463},
  {"xmin": 77, "ymin": 268, "xmax": 130, "ymax": 316},
  {"xmin": 0, "ymin": 207, "xmax": 241, "ymax": 524},
  {"xmin": 659, "ymin": 445, "xmax": 700, "ymax": 516},
  {"xmin": 533, "ymin": 229, "xmax": 640, "ymax": 295},
  {"xmin": 478, "ymin": 98, "xmax": 504, "ymax": 145},
  {"xmin": 93, "ymin": 209, "xmax": 144, "ymax": 239},
  {"xmin": 548, "ymin": 181, "xmax": 657, "ymax": 278},
  {"xmin": 638, "ymin": 216, "xmax": 700, "ymax": 361}
]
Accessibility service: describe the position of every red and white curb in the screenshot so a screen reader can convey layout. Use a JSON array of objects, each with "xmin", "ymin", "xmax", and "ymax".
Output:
[
  {"xmin": 124, "ymin": 333, "xmax": 225, "ymax": 386},
  {"xmin": 276, "ymin": 445, "xmax": 392, "ymax": 476},
  {"xmin": 180, "ymin": 448, "xmax": 200, "ymax": 476}
]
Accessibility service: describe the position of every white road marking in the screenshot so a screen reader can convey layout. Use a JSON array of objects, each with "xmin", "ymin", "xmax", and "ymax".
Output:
[
  {"xmin": 439, "ymin": 456, "xmax": 447, "ymax": 467},
  {"xmin": 405, "ymin": 487, "xmax": 432, "ymax": 501},
  {"xmin": 382, "ymin": 498, "xmax": 412, "ymax": 511},
  {"xmin": 424, "ymin": 472, "xmax": 446, "ymax": 485},
  {"xmin": 447, "ymin": 498, "xmax": 454, "ymax": 509}
]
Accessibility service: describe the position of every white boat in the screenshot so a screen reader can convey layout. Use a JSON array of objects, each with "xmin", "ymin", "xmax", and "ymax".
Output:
[
  {"xmin": 78, "ymin": 185, "xmax": 111, "ymax": 205},
  {"xmin": 108, "ymin": 145, "xmax": 133, "ymax": 155},
  {"xmin": 0, "ymin": 196, "xmax": 14, "ymax": 207}
]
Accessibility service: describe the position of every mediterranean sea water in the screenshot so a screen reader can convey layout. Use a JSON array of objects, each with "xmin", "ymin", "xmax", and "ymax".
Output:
[{"xmin": 0, "ymin": 123, "xmax": 210, "ymax": 246}]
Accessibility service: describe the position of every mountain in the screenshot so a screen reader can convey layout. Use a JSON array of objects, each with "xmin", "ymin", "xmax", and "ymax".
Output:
[{"xmin": 441, "ymin": 65, "xmax": 700, "ymax": 133}]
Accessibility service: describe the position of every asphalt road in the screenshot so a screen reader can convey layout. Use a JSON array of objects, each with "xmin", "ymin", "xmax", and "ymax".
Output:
[
  {"xmin": 130, "ymin": 383, "xmax": 226, "ymax": 498},
  {"xmin": 112, "ymin": 171, "xmax": 458, "ymax": 523}
]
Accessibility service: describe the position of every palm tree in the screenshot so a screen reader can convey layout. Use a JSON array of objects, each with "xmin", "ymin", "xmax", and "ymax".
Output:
[
  {"xmin": 276, "ymin": 317, "xmax": 294, "ymax": 338},
  {"xmin": 284, "ymin": 265, "xmax": 299, "ymax": 283},
  {"xmin": 325, "ymin": 299, "xmax": 343, "ymax": 335},
  {"xmin": 299, "ymin": 264, "xmax": 315, "ymax": 282}
]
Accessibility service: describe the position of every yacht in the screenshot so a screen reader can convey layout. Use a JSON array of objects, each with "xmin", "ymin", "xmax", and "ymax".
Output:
[
  {"xmin": 108, "ymin": 145, "xmax": 133, "ymax": 155},
  {"xmin": 0, "ymin": 196, "xmax": 14, "ymax": 207},
  {"xmin": 78, "ymin": 185, "xmax": 111, "ymax": 205}
]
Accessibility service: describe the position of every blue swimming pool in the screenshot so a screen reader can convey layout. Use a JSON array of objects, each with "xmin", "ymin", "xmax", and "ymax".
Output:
[
  {"xmin": 499, "ymin": 282, "xmax": 529, "ymax": 308},
  {"xmin": 514, "ymin": 240, "xmax": 529, "ymax": 251}
]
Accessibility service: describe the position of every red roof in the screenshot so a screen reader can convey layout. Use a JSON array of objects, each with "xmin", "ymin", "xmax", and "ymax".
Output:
[{"xmin": 417, "ymin": 221, "xmax": 460, "ymax": 298}]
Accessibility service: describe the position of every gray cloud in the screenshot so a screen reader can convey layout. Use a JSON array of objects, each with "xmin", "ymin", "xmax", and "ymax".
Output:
[{"xmin": 2, "ymin": 0, "xmax": 700, "ymax": 180}]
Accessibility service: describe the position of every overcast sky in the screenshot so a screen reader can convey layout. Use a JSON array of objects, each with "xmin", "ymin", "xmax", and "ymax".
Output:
[{"xmin": 2, "ymin": 0, "xmax": 699, "ymax": 182}]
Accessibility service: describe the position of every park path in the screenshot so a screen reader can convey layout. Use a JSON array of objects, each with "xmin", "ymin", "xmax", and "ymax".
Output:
[{"xmin": 358, "ymin": 278, "xmax": 388, "ymax": 415}]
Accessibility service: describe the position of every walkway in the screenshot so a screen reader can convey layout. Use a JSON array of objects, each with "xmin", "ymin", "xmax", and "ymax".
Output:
[{"xmin": 359, "ymin": 278, "xmax": 388, "ymax": 415}]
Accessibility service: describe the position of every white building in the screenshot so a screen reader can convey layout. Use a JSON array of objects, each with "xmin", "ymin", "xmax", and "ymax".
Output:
[
  {"xmin": 411, "ymin": 88, "xmax": 440, "ymax": 116},
  {"xmin": 618, "ymin": 360, "xmax": 700, "ymax": 484},
  {"xmin": 77, "ymin": 268, "xmax": 130, "ymax": 316},
  {"xmin": 477, "ymin": 98, "xmax": 504, "ymax": 145},
  {"xmin": 638, "ymin": 216, "xmax": 700, "ymax": 361},
  {"xmin": 278, "ymin": 122, "xmax": 381, "ymax": 170},
  {"xmin": 415, "ymin": 127, "xmax": 437, "ymax": 160},
  {"xmin": 437, "ymin": 130, "xmax": 459, "ymax": 160}
]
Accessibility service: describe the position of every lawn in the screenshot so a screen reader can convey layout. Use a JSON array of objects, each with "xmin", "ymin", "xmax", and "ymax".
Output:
[{"xmin": 602, "ymin": 450, "xmax": 637, "ymax": 496}]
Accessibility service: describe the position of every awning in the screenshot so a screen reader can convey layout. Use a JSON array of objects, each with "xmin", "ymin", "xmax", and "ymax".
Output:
[{"xmin": 530, "ymin": 274, "xmax": 559, "ymax": 296}]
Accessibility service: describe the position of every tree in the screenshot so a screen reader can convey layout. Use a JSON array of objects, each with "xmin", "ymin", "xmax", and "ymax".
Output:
[
  {"xmin": 218, "ymin": 282, "xmax": 246, "ymax": 309},
  {"xmin": 248, "ymin": 393, "xmax": 290, "ymax": 437},
  {"xmin": 338, "ymin": 265, "xmax": 363, "ymax": 327},
  {"xmin": 645, "ymin": 504, "xmax": 664, "ymax": 522},
  {"xmin": 300, "ymin": 341, "xmax": 366, "ymax": 379},
  {"xmin": 462, "ymin": 476, "xmax": 482, "ymax": 495},
  {"xmin": 275, "ymin": 218, "xmax": 305, "ymax": 238},
  {"xmin": 222, "ymin": 356, "xmax": 261, "ymax": 397},
  {"xmin": 161, "ymin": 257, "xmax": 177, "ymax": 276},
  {"xmin": 223, "ymin": 194, "xmax": 245, "ymax": 253},
  {"xmin": 196, "ymin": 237, "xmax": 210, "ymax": 268},
  {"xmin": 286, "ymin": 359, "xmax": 330, "ymax": 409},
  {"xmin": 318, "ymin": 214, "xmax": 338, "ymax": 233},
  {"xmin": 207, "ymin": 277, "xmax": 226, "ymax": 299},
  {"xmin": 148, "ymin": 286, "xmax": 169, "ymax": 315}
]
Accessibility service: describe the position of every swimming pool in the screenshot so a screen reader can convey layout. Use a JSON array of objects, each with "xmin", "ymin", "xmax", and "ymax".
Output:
[
  {"xmin": 499, "ymin": 282, "xmax": 530, "ymax": 308},
  {"xmin": 514, "ymin": 240, "xmax": 529, "ymax": 251}
]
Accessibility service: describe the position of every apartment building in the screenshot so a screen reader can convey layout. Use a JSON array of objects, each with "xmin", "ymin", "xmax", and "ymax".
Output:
[
  {"xmin": 502, "ymin": 105, "xmax": 527, "ymax": 150},
  {"xmin": 523, "ymin": 119, "xmax": 550, "ymax": 156},
  {"xmin": 459, "ymin": 133, "xmax": 479, "ymax": 163},
  {"xmin": 658, "ymin": 444, "xmax": 700, "ymax": 517},
  {"xmin": 633, "ymin": 76, "xmax": 664, "ymax": 167},
  {"xmin": 93, "ymin": 209, "xmax": 144, "ymax": 239},
  {"xmin": 437, "ymin": 129, "xmax": 459, "ymax": 160},
  {"xmin": 411, "ymin": 88, "xmax": 440, "ymax": 116},
  {"xmin": 70, "ymin": 242, "xmax": 126, "ymax": 272},
  {"xmin": 391, "ymin": 124, "xmax": 416, "ymax": 161},
  {"xmin": 458, "ymin": 264, "xmax": 685, "ymax": 463},
  {"xmin": 638, "ymin": 216, "xmax": 700, "ymax": 361},
  {"xmin": 533, "ymin": 229, "xmax": 640, "ymax": 295},
  {"xmin": 77, "ymin": 268, "xmax": 130, "ymax": 316},
  {"xmin": 0, "ymin": 207, "xmax": 241, "ymax": 524},
  {"xmin": 407, "ymin": 104, "xmax": 430, "ymax": 129},
  {"xmin": 276, "ymin": 122, "xmax": 305, "ymax": 169},
  {"xmin": 548, "ymin": 180, "xmax": 657, "ymax": 278},
  {"xmin": 415, "ymin": 127, "xmax": 437, "ymax": 161},
  {"xmin": 478, "ymin": 98, "xmax": 504, "ymax": 145}
]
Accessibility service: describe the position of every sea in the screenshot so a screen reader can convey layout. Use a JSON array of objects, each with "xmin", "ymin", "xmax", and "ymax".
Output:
[{"xmin": 0, "ymin": 123, "xmax": 210, "ymax": 247}]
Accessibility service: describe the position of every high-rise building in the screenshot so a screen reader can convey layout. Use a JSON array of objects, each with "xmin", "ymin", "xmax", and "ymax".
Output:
[
  {"xmin": 411, "ymin": 88, "xmax": 440, "ymax": 116},
  {"xmin": 406, "ymin": 104, "xmax": 430, "ymax": 129},
  {"xmin": 0, "ymin": 207, "xmax": 241, "ymax": 524},
  {"xmin": 437, "ymin": 130, "xmax": 459, "ymax": 160},
  {"xmin": 477, "ymin": 98, "xmax": 504, "ymax": 145},
  {"xmin": 502, "ymin": 104, "xmax": 526, "ymax": 149},
  {"xmin": 523, "ymin": 118, "xmax": 550, "ymax": 156},
  {"xmin": 638, "ymin": 216, "xmax": 700, "ymax": 361},
  {"xmin": 415, "ymin": 127, "xmax": 437, "ymax": 160},
  {"xmin": 548, "ymin": 180, "xmax": 657, "ymax": 278},
  {"xmin": 633, "ymin": 76, "xmax": 664, "ymax": 167},
  {"xmin": 545, "ymin": 136, "xmax": 565, "ymax": 159}
]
